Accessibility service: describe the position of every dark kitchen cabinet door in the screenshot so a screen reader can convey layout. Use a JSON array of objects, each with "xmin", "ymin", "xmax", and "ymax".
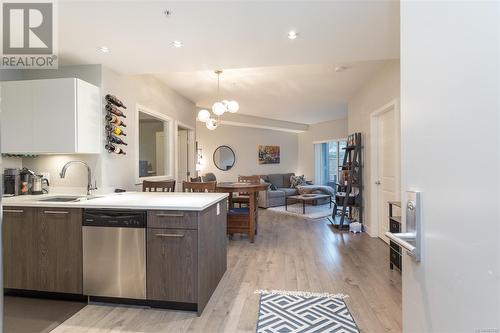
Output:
[
  {"xmin": 35, "ymin": 208, "xmax": 83, "ymax": 294},
  {"xmin": 147, "ymin": 228, "xmax": 197, "ymax": 303},
  {"xmin": 3, "ymin": 207, "xmax": 37, "ymax": 289}
]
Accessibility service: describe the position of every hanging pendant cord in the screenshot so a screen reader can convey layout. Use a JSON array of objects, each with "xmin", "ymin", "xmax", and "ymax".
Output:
[
  {"xmin": 217, "ymin": 72, "xmax": 220, "ymax": 100},
  {"xmin": 217, "ymin": 71, "xmax": 221, "ymax": 127}
]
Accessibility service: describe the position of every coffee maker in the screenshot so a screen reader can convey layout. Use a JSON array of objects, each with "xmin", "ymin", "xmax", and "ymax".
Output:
[
  {"xmin": 19, "ymin": 168, "xmax": 36, "ymax": 195},
  {"xmin": 3, "ymin": 168, "xmax": 20, "ymax": 196}
]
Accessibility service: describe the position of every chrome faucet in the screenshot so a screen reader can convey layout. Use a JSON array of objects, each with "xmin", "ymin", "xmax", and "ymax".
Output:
[{"xmin": 59, "ymin": 161, "xmax": 97, "ymax": 196}]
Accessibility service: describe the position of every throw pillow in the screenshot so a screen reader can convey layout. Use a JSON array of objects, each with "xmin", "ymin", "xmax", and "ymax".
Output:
[
  {"xmin": 264, "ymin": 180, "xmax": 277, "ymax": 191},
  {"xmin": 290, "ymin": 175, "xmax": 305, "ymax": 188}
]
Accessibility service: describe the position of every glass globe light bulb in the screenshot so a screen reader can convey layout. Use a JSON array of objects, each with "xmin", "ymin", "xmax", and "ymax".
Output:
[
  {"xmin": 197, "ymin": 109, "xmax": 211, "ymax": 122},
  {"xmin": 227, "ymin": 100, "xmax": 239, "ymax": 113},
  {"xmin": 206, "ymin": 118, "xmax": 218, "ymax": 130},
  {"xmin": 212, "ymin": 102, "xmax": 226, "ymax": 116}
]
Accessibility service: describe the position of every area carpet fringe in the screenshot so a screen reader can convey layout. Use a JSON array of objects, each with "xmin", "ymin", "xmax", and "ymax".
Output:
[{"xmin": 254, "ymin": 289, "xmax": 349, "ymax": 300}]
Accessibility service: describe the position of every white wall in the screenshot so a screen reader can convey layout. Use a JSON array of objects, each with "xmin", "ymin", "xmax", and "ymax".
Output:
[
  {"xmin": 99, "ymin": 68, "xmax": 195, "ymax": 190},
  {"xmin": 297, "ymin": 118, "xmax": 348, "ymax": 180},
  {"xmin": 401, "ymin": 2, "xmax": 499, "ymax": 332},
  {"xmin": 2, "ymin": 65, "xmax": 196, "ymax": 192},
  {"xmin": 196, "ymin": 122, "xmax": 298, "ymax": 182},
  {"xmin": 348, "ymin": 60, "xmax": 400, "ymax": 234}
]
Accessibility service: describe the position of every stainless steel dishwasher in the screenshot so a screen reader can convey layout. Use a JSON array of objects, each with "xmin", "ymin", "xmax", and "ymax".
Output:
[{"xmin": 82, "ymin": 209, "xmax": 146, "ymax": 299}]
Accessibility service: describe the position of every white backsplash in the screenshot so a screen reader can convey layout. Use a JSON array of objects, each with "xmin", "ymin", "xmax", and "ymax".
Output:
[
  {"xmin": 2, "ymin": 157, "xmax": 23, "ymax": 169},
  {"xmin": 21, "ymin": 154, "xmax": 101, "ymax": 189}
]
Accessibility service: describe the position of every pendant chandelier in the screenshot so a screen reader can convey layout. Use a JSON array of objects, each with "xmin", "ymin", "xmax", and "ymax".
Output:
[{"xmin": 197, "ymin": 70, "xmax": 239, "ymax": 130}]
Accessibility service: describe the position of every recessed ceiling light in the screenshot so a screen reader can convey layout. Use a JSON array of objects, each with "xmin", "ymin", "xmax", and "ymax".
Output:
[
  {"xmin": 288, "ymin": 30, "xmax": 298, "ymax": 40},
  {"xmin": 172, "ymin": 40, "xmax": 183, "ymax": 48},
  {"xmin": 98, "ymin": 46, "xmax": 110, "ymax": 53}
]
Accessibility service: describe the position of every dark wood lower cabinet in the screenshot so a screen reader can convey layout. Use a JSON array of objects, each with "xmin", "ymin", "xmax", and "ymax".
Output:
[
  {"xmin": 36, "ymin": 208, "xmax": 82, "ymax": 294},
  {"xmin": 147, "ymin": 228, "xmax": 197, "ymax": 303},
  {"xmin": 3, "ymin": 207, "xmax": 37, "ymax": 290},
  {"xmin": 3, "ymin": 199, "xmax": 227, "ymax": 316},
  {"xmin": 3, "ymin": 207, "xmax": 82, "ymax": 294},
  {"xmin": 146, "ymin": 199, "xmax": 227, "ymax": 315}
]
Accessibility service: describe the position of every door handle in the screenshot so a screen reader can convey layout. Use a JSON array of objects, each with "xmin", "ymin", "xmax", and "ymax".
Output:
[
  {"xmin": 155, "ymin": 233, "xmax": 184, "ymax": 238},
  {"xmin": 156, "ymin": 213, "xmax": 184, "ymax": 218},
  {"xmin": 43, "ymin": 210, "xmax": 69, "ymax": 214},
  {"xmin": 3, "ymin": 209, "xmax": 24, "ymax": 213},
  {"xmin": 385, "ymin": 232, "xmax": 416, "ymax": 253},
  {"xmin": 375, "ymin": 180, "xmax": 381, "ymax": 185}
]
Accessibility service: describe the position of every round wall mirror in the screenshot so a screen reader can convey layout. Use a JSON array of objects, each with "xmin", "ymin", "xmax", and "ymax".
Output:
[{"xmin": 213, "ymin": 145, "xmax": 235, "ymax": 171}]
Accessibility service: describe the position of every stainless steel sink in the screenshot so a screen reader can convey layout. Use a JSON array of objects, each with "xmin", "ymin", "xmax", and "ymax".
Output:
[
  {"xmin": 38, "ymin": 195, "xmax": 102, "ymax": 202},
  {"xmin": 38, "ymin": 196, "xmax": 82, "ymax": 202}
]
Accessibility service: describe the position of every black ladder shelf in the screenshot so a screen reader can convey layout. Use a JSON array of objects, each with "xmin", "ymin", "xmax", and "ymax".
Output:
[{"xmin": 332, "ymin": 132, "xmax": 363, "ymax": 229}]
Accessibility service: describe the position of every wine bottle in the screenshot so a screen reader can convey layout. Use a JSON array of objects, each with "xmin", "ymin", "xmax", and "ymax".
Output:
[
  {"xmin": 105, "ymin": 125, "xmax": 127, "ymax": 136},
  {"xmin": 105, "ymin": 104, "xmax": 126, "ymax": 118},
  {"xmin": 105, "ymin": 143, "xmax": 126, "ymax": 155},
  {"xmin": 108, "ymin": 134, "xmax": 128, "ymax": 146},
  {"xmin": 105, "ymin": 114, "xmax": 127, "ymax": 127},
  {"xmin": 105, "ymin": 94, "xmax": 127, "ymax": 109}
]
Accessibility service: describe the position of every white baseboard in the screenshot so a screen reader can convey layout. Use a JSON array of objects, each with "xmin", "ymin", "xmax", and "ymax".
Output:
[{"xmin": 363, "ymin": 223, "xmax": 378, "ymax": 237}]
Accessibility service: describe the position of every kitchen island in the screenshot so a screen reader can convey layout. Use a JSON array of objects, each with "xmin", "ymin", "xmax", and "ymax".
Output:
[{"xmin": 2, "ymin": 192, "xmax": 228, "ymax": 315}]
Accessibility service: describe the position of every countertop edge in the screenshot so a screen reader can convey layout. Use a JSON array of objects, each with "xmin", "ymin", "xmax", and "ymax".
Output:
[{"xmin": 3, "ymin": 193, "xmax": 229, "ymax": 211}]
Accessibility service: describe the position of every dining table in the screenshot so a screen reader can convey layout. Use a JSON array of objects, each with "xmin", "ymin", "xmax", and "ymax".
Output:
[{"xmin": 216, "ymin": 182, "xmax": 269, "ymax": 242}]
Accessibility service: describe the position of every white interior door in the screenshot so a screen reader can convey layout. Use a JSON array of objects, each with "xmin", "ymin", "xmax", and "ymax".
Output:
[
  {"xmin": 401, "ymin": 3, "xmax": 499, "ymax": 330},
  {"xmin": 373, "ymin": 103, "xmax": 400, "ymax": 243}
]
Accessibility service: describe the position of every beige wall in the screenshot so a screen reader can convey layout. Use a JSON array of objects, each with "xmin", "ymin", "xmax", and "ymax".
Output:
[
  {"xmin": 196, "ymin": 123, "xmax": 298, "ymax": 182},
  {"xmin": 4, "ymin": 65, "xmax": 196, "ymax": 192},
  {"xmin": 297, "ymin": 118, "xmax": 348, "ymax": 180},
  {"xmin": 347, "ymin": 60, "xmax": 400, "ymax": 235}
]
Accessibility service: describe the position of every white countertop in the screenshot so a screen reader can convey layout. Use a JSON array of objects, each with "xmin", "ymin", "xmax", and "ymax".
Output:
[{"xmin": 2, "ymin": 192, "xmax": 229, "ymax": 211}]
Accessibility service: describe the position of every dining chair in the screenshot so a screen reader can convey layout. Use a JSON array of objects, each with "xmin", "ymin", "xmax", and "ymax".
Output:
[
  {"xmin": 142, "ymin": 180, "xmax": 176, "ymax": 192},
  {"xmin": 232, "ymin": 175, "xmax": 261, "ymax": 207},
  {"xmin": 182, "ymin": 181, "xmax": 217, "ymax": 193},
  {"xmin": 227, "ymin": 207, "xmax": 254, "ymax": 242}
]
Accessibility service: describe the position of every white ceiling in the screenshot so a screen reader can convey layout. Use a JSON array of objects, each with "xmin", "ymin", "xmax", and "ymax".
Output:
[
  {"xmin": 156, "ymin": 61, "xmax": 390, "ymax": 124},
  {"xmin": 57, "ymin": 1, "xmax": 400, "ymax": 124}
]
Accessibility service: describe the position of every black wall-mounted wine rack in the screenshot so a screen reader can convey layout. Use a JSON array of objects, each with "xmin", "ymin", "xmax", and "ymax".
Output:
[{"xmin": 104, "ymin": 94, "xmax": 128, "ymax": 155}]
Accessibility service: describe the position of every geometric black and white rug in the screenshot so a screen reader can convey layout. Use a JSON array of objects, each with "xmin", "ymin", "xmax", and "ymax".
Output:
[{"xmin": 255, "ymin": 290, "xmax": 359, "ymax": 333}]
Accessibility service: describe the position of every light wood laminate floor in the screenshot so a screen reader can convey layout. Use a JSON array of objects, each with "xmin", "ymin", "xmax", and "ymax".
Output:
[{"xmin": 52, "ymin": 209, "xmax": 402, "ymax": 333}]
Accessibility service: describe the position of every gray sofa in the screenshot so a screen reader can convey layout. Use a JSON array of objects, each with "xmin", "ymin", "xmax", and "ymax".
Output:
[
  {"xmin": 259, "ymin": 173, "xmax": 295, "ymax": 208},
  {"xmin": 259, "ymin": 173, "xmax": 335, "ymax": 208}
]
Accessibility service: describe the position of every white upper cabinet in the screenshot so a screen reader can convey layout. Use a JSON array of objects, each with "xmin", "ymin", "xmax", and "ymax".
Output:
[{"xmin": 1, "ymin": 78, "xmax": 101, "ymax": 154}]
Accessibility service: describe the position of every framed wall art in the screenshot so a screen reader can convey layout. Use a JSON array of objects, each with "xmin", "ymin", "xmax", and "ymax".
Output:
[{"xmin": 258, "ymin": 145, "xmax": 280, "ymax": 164}]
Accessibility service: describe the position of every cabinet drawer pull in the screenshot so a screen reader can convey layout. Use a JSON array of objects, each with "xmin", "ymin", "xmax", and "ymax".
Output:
[
  {"xmin": 156, "ymin": 213, "xmax": 184, "ymax": 218},
  {"xmin": 3, "ymin": 209, "xmax": 24, "ymax": 213},
  {"xmin": 155, "ymin": 233, "xmax": 184, "ymax": 238},
  {"xmin": 43, "ymin": 210, "xmax": 69, "ymax": 215}
]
